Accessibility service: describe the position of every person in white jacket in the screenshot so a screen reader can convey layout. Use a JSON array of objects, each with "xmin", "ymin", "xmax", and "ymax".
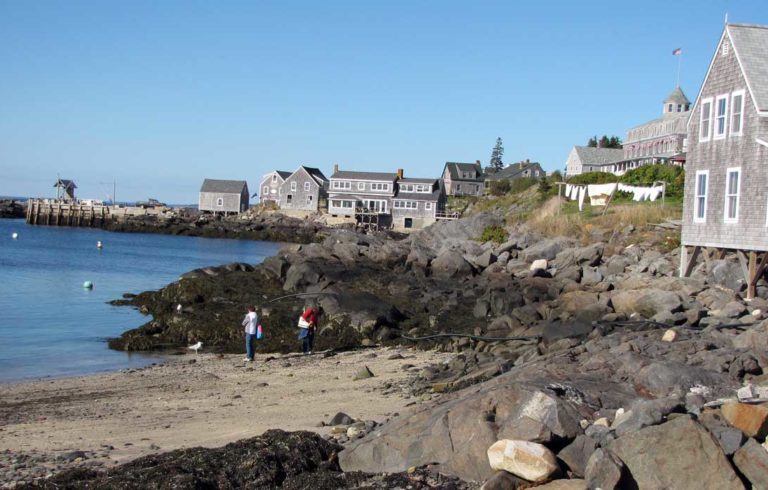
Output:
[{"xmin": 242, "ymin": 305, "xmax": 258, "ymax": 362}]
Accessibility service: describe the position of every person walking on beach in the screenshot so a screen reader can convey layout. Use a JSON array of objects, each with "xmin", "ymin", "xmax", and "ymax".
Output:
[
  {"xmin": 242, "ymin": 305, "xmax": 258, "ymax": 362},
  {"xmin": 298, "ymin": 305, "xmax": 322, "ymax": 355}
]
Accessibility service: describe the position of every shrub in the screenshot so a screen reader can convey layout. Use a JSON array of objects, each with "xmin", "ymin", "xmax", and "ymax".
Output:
[
  {"xmin": 479, "ymin": 225, "xmax": 507, "ymax": 244},
  {"xmin": 489, "ymin": 180, "xmax": 511, "ymax": 196},
  {"xmin": 621, "ymin": 165, "xmax": 684, "ymax": 199},
  {"xmin": 510, "ymin": 177, "xmax": 538, "ymax": 194},
  {"xmin": 566, "ymin": 171, "xmax": 619, "ymax": 185}
]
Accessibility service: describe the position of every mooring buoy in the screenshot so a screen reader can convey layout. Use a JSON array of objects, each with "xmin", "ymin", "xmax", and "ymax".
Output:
[
  {"xmin": 96, "ymin": 240, "xmax": 103, "ymax": 249},
  {"xmin": 11, "ymin": 232, "xmax": 18, "ymax": 239},
  {"xmin": 83, "ymin": 281, "xmax": 94, "ymax": 289}
]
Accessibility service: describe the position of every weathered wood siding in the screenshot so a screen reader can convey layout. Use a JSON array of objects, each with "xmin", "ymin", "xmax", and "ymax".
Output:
[
  {"xmin": 260, "ymin": 173, "xmax": 283, "ymax": 203},
  {"xmin": 682, "ymin": 32, "xmax": 768, "ymax": 251},
  {"xmin": 199, "ymin": 192, "xmax": 243, "ymax": 213},
  {"xmin": 279, "ymin": 170, "xmax": 323, "ymax": 211}
]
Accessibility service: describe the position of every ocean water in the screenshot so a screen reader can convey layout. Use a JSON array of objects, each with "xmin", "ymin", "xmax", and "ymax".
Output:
[{"xmin": 0, "ymin": 219, "xmax": 282, "ymax": 382}]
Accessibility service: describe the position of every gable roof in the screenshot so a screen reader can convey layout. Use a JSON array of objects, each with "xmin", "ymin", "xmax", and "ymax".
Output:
[
  {"xmin": 302, "ymin": 166, "xmax": 329, "ymax": 185},
  {"xmin": 573, "ymin": 146, "xmax": 624, "ymax": 166},
  {"xmin": 664, "ymin": 86, "xmax": 691, "ymax": 105},
  {"xmin": 443, "ymin": 162, "xmax": 483, "ymax": 181},
  {"xmin": 486, "ymin": 161, "xmax": 544, "ymax": 181},
  {"xmin": 277, "ymin": 170, "xmax": 292, "ymax": 180},
  {"xmin": 728, "ymin": 23, "xmax": 768, "ymax": 114},
  {"xmin": 200, "ymin": 179, "xmax": 248, "ymax": 194},
  {"xmin": 331, "ymin": 170, "xmax": 397, "ymax": 181},
  {"xmin": 398, "ymin": 177, "xmax": 438, "ymax": 184},
  {"xmin": 53, "ymin": 179, "xmax": 77, "ymax": 189}
]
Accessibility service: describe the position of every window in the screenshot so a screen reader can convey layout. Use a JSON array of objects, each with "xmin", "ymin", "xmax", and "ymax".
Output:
[
  {"xmin": 263, "ymin": 186, "xmax": 268, "ymax": 195},
  {"xmin": 400, "ymin": 184, "xmax": 414, "ymax": 192},
  {"xmin": 700, "ymin": 98, "xmax": 713, "ymax": 141},
  {"xmin": 216, "ymin": 197, "xmax": 223, "ymax": 207},
  {"xmin": 371, "ymin": 183, "xmax": 389, "ymax": 191},
  {"xmin": 272, "ymin": 175, "xmax": 277, "ymax": 182},
  {"xmin": 393, "ymin": 200, "xmax": 417, "ymax": 209},
  {"xmin": 722, "ymin": 40, "xmax": 729, "ymax": 57},
  {"xmin": 304, "ymin": 182, "xmax": 310, "ymax": 191},
  {"xmin": 694, "ymin": 171, "xmax": 708, "ymax": 223},
  {"xmin": 332, "ymin": 181, "xmax": 351, "ymax": 190},
  {"xmin": 677, "ymin": 104, "xmax": 682, "ymax": 112},
  {"xmin": 724, "ymin": 168, "xmax": 740, "ymax": 223},
  {"xmin": 425, "ymin": 202, "xmax": 433, "ymax": 211},
  {"xmin": 287, "ymin": 194, "xmax": 292, "ymax": 203},
  {"xmin": 290, "ymin": 181, "xmax": 297, "ymax": 191},
  {"xmin": 731, "ymin": 90, "xmax": 745, "ymax": 136},
  {"xmin": 668, "ymin": 103, "xmax": 673, "ymax": 112},
  {"xmin": 358, "ymin": 182, "xmax": 365, "ymax": 190},
  {"xmin": 715, "ymin": 95, "xmax": 728, "ymax": 139},
  {"xmin": 307, "ymin": 195, "xmax": 313, "ymax": 204}
]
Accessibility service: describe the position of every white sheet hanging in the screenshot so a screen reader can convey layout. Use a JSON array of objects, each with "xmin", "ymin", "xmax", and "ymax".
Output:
[
  {"xmin": 570, "ymin": 185, "xmax": 580, "ymax": 200},
  {"xmin": 565, "ymin": 184, "xmax": 572, "ymax": 198},
  {"xmin": 587, "ymin": 183, "xmax": 618, "ymax": 197},
  {"xmin": 578, "ymin": 186, "xmax": 586, "ymax": 211},
  {"xmin": 648, "ymin": 186, "xmax": 663, "ymax": 202}
]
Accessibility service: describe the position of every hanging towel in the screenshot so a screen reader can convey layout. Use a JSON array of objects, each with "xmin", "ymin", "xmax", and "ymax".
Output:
[
  {"xmin": 648, "ymin": 186, "xmax": 663, "ymax": 202},
  {"xmin": 587, "ymin": 183, "xmax": 618, "ymax": 197},
  {"xmin": 565, "ymin": 184, "xmax": 572, "ymax": 199},
  {"xmin": 632, "ymin": 187, "xmax": 643, "ymax": 201},
  {"xmin": 570, "ymin": 185, "xmax": 579, "ymax": 200},
  {"xmin": 578, "ymin": 186, "xmax": 586, "ymax": 211}
]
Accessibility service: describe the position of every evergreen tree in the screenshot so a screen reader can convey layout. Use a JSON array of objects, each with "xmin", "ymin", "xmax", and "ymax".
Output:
[
  {"xmin": 489, "ymin": 137, "xmax": 504, "ymax": 172},
  {"xmin": 599, "ymin": 135, "xmax": 611, "ymax": 148},
  {"xmin": 587, "ymin": 136, "xmax": 598, "ymax": 147},
  {"xmin": 608, "ymin": 136, "xmax": 622, "ymax": 148}
]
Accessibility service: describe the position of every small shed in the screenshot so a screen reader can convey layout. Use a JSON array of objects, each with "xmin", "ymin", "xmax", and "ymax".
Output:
[
  {"xmin": 199, "ymin": 179, "xmax": 249, "ymax": 214},
  {"xmin": 54, "ymin": 179, "xmax": 77, "ymax": 201}
]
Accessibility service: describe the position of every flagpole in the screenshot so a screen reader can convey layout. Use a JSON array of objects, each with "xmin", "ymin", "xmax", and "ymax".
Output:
[{"xmin": 676, "ymin": 53, "xmax": 681, "ymax": 87}]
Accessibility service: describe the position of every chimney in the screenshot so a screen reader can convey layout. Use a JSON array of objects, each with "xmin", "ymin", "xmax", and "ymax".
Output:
[
  {"xmin": 396, "ymin": 168, "xmax": 404, "ymax": 179},
  {"xmin": 476, "ymin": 160, "xmax": 481, "ymax": 165},
  {"xmin": 333, "ymin": 163, "xmax": 339, "ymax": 174}
]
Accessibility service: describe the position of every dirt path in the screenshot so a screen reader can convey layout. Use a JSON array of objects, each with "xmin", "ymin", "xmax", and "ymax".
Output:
[{"xmin": 0, "ymin": 347, "xmax": 453, "ymax": 486}]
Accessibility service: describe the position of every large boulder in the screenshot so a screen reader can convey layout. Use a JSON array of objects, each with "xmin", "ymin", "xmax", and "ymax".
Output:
[
  {"xmin": 720, "ymin": 402, "xmax": 768, "ymax": 438},
  {"xmin": 708, "ymin": 260, "xmax": 746, "ymax": 292},
  {"xmin": 553, "ymin": 243, "xmax": 604, "ymax": 269},
  {"xmin": 487, "ymin": 440, "xmax": 558, "ymax": 482},
  {"xmin": 608, "ymin": 416, "xmax": 744, "ymax": 490},
  {"xmin": 610, "ymin": 288, "xmax": 682, "ymax": 318},
  {"xmin": 732, "ymin": 438, "xmax": 768, "ymax": 489},
  {"xmin": 431, "ymin": 250, "xmax": 475, "ymax": 278},
  {"xmin": 520, "ymin": 237, "xmax": 574, "ymax": 263},
  {"xmin": 339, "ymin": 383, "xmax": 581, "ymax": 482}
]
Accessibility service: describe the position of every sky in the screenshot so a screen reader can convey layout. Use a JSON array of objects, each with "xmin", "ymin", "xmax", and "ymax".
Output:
[{"xmin": 1, "ymin": 0, "xmax": 767, "ymax": 204}]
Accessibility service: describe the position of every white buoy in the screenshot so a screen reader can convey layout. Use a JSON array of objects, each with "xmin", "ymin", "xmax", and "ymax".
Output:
[
  {"xmin": 11, "ymin": 232, "xmax": 18, "ymax": 240},
  {"xmin": 96, "ymin": 240, "xmax": 103, "ymax": 249},
  {"xmin": 83, "ymin": 281, "xmax": 94, "ymax": 289},
  {"xmin": 176, "ymin": 304, "xmax": 183, "ymax": 312}
]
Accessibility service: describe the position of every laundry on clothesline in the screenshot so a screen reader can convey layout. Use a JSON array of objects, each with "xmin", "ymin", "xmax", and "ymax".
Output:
[{"xmin": 618, "ymin": 184, "xmax": 664, "ymax": 202}]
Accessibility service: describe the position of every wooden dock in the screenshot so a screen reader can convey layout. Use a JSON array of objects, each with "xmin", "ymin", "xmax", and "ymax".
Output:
[{"xmin": 26, "ymin": 200, "xmax": 110, "ymax": 227}]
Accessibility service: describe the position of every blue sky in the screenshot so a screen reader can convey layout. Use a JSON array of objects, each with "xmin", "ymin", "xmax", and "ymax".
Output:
[{"xmin": 1, "ymin": 0, "xmax": 766, "ymax": 203}]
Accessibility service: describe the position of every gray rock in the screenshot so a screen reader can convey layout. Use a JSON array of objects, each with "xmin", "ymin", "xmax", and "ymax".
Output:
[
  {"xmin": 611, "ymin": 288, "xmax": 682, "ymax": 318},
  {"xmin": 608, "ymin": 416, "xmax": 744, "ymax": 490},
  {"xmin": 580, "ymin": 266, "xmax": 602, "ymax": 286},
  {"xmin": 328, "ymin": 412, "xmax": 355, "ymax": 426},
  {"xmin": 467, "ymin": 249, "xmax": 496, "ymax": 269},
  {"xmin": 732, "ymin": 438, "xmax": 768, "ymax": 489},
  {"xmin": 521, "ymin": 238, "xmax": 573, "ymax": 263},
  {"xmin": 283, "ymin": 262, "xmax": 322, "ymax": 291},
  {"xmin": 697, "ymin": 410, "xmax": 746, "ymax": 456},
  {"xmin": 431, "ymin": 250, "xmax": 475, "ymax": 278},
  {"xmin": 613, "ymin": 397, "xmax": 683, "ymax": 436},
  {"xmin": 480, "ymin": 471, "xmax": 526, "ymax": 490},
  {"xmin": 557, "ymin": 434, "xmax": 596, "ymax": 478},
  {"xmin": 554, "ymin": 243, "xmax": 604, "ymax": 269},
  {"xmin": 584, "ymin": 448, "xmax": 623, "ymax": 490},
  {"xmin": 708, "ymin": 260, "xmax": 745, "ymax": 292},
  {"xmin": 353, "ymin": 366, "xmax": 374, "ymax": 380}
]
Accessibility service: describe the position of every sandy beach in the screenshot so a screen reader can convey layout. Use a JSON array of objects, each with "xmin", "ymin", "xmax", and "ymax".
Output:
[{"xmin": 0, "ymin": 346, "xmax": 453, "ymax": 486}]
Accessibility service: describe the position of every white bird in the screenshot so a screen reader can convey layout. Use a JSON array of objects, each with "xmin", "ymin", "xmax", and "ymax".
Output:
[{"xmin": 188, "ymin": 341, "xmax": 202, "ymax": 354}]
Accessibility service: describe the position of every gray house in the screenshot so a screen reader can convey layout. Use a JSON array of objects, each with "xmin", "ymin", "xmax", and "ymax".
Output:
[
  {"xmin": 199, "ymin": 179, "xmax": 249, "ymax": 214},
  {"xmin": 278, "ymin": 166, "xmax": 328, "ymax": 213},
  {"xmin": 392, "ymin": 177, "xmax": 445, "ymax": 229},
  {"xmin": 259, "ymin": 170, "xmax": 291, "ymax": 205},
  {"xmin": 442, "ymin": 161, "xmax": 484, "ymax": 196},
  {"xmin": 485, "ymin": 160, "xmax": 545, "ymax": 183},
  {"xmin": 680, "ymin": 23, "xmax": 768, "ymax": 298},
  {"xmin": 328, "ymin": 167, "xmax": 398, "ymax": 219},
  {"xmin": 54, "ymin": 179, "xmax": 77, "ymax": 201},
  {"xmin": 564, "ymin": 146, "xmax": 624, "ymax": 177}
]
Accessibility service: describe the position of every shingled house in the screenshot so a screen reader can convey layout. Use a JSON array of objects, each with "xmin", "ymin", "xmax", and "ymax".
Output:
[
  {"xmin": 564, "ymin": 146, "xmax": 624, "ymax": 177},
  {"xmin": 278, "ymin": 165, "xmax": 328, "ymax": 214},
  {"xmin": 259, "ymin": 170, "xmax": 291, "ymax": 205},
  {"xmin": 391, "ymin": 177, "xmax": 445, "ymax": 229},
  {"xmin": 442, "ymin": 161, "xmax": 484, "ymax": 196},
  {"xmin": 328, "ymin": 167, "xmax": 399, "ymax": 227},
  {"xmin": 484, "ymin": 160, "xmax": 545, "ymax": 186},
  {"xmin": 54, "ymin": 179, "xmax": 77, "ymax": 201},
  {"xmin": 199, "ymin": 179, "xmax": 249, "ymax": 215},
  {"xmin": 680, "ymin": 23, "xmax": 768, "ymax": 298}
]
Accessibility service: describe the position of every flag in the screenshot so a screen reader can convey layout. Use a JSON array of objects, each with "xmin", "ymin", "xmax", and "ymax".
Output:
[{"xmin": 672, "ymin": 48, "xmax": 682, "ymax": 56}]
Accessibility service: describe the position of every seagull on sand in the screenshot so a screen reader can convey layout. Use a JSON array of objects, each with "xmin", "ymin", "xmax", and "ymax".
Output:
[{"xmin": 188, "ymin": 341, "xmax": 202, "ymax": 354}]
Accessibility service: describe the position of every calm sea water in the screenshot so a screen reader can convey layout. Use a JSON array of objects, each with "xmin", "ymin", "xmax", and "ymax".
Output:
[{"xmin": 0, "ymin": 219, "xmax": 282, "ymax": 382}]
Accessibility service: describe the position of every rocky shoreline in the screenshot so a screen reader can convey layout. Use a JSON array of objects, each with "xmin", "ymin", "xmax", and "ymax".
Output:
[
  {"xmin": 0, "ymin": 200, "xmax": 25, "ymax": 219},
  {"xmin": 8, "ymin": 201, "xmax": 768, "ymax": 487}
]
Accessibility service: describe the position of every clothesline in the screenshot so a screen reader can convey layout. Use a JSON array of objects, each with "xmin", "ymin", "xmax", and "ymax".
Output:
[{"xmin": 561, "ymin": 181, "xmax": 666, "ymax": 211}]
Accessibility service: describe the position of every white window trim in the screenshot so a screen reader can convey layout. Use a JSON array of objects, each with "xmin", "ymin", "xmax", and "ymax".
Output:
[
  {"xmin": 700, "ymin": 97, "xmax": 713, "ymax": 142},
  {"xmin": 304, "ymin": 182, "xmax": 311, "ymax": 191},
  {"xmin": 425, "ymin": 202, "xmax": 433, "ymax": 210},
  {"xmin": 358, "ymin": 182, "xmax": 365, "ymax": 190},
  {"xmin": 216, "ymin": 197, "xmax": 224, "ymax": 207},
  {"xmin": 693, "ymin": 170, "xmax": 708, "ymax": 223},
  {"xmin": 730, "ymin": 89, "xmax": 745, "ymax": 137},
  {"xmin": 724, "ymin": 167, "xmax": 741, "ymax": 224},
  {"xmin": 290, "ymin": 181, "xmax": 297, "ymax": 191},
  {"xmin": 714, "ymin": 94, "xmax": 728, "ymax": 140}
]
